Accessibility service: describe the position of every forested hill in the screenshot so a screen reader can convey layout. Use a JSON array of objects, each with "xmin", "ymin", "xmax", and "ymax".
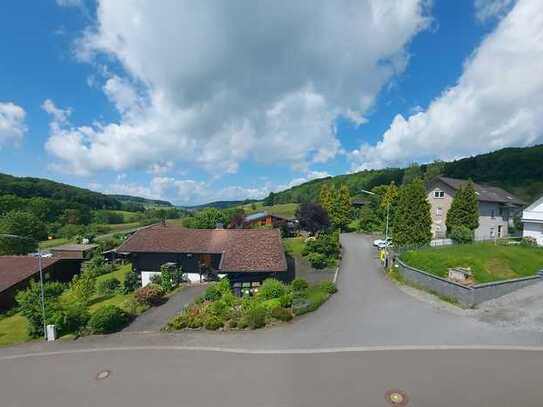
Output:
[
  {"xmin": 442, "ymin": 145, "xmax": 543, "ymax": 202},
  {"xmin": 0, "ymin": 173, "xmax": 120, "ymax": 210},
  {"xmin": 269, "ymin": 144, "xmax": 543, "ymax": 204},
  {"xmin": 108, "ymin": 194, "xmax": 173, "ymax": 208},
  {"xmin": 184, "ymin": 199, "xmax": 259, "ymax": 210}
]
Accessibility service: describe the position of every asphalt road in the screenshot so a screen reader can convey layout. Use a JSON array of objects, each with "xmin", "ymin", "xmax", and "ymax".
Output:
[
  {"xmin": 2, "ymin": 233, "xmax": 543, "ymax": 406},
  {"xmin": 1, "ymin": 347, "xmax": 543, "ymax": 406}
]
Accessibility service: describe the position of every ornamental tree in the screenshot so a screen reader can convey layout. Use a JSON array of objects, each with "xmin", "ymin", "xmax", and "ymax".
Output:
[
  {"xmin": 392, "ymin": 178, "xmax": 432, "ymax": 247},
  {"xmin": 446, "ymin": 181, "xmax": 479, "ymax": 233}
]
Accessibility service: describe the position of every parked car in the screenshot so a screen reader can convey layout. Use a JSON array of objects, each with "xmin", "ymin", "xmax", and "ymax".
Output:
[{"xmin": 373, "ymin": 238, "xmax": 392, "ymax": 249}]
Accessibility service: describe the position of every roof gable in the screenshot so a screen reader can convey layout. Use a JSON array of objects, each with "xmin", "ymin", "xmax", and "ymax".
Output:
[
  {"xmin": 525, "ymin": 194, "xmax": 543, "ymax": 212},
  {"xmin": 429, "ymin": 176, "xmax": 524, "ymax": 206},
  {"xmin": 0, "ymin": 256, "xmax": 60, "ymax": 293}
]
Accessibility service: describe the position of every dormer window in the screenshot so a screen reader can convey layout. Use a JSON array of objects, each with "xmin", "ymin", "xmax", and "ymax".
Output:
[{"xmin": 433, "ymin": 190, "xmax": 445, "ymax": 199}]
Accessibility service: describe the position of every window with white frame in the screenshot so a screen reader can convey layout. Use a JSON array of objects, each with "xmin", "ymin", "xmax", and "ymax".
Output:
[
  {"xmin": 436, "ymin": 207, "xmax": 443, "ymax": 216},
  {"xmin": 433, "ymin": 190, "xmax": 445, "ymax": 198}
]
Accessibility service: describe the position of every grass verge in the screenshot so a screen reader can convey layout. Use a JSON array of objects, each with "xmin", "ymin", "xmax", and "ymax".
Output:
[{"xmin": 400, "ymin": 242, "xmax": 543, "ymax": 284}]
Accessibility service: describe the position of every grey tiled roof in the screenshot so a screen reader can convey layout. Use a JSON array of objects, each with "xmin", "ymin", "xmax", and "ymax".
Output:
[{"xmin": 433, "ymin": 176, "xmax": 524, "ymax": 205}]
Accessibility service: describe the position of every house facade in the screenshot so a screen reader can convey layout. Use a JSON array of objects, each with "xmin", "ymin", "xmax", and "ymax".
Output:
[
  {"xmin": 116, "ymin": 224, "xmax": 292, "ymax": 294},
  {"xmin": 427, "ymin": 177, "xmax": 524, "ymax": 240},
  {"xmin": 522, "ymin": 195, "xmax": 543, "ymax": 245}
]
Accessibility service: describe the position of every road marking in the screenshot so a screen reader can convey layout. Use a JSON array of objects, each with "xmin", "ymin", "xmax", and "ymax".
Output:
[{"xmin": 2, "ymin": 344, "xmax": 543, "ymax": 361}]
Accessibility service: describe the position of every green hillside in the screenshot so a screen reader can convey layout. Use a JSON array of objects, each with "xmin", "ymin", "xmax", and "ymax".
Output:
[
  {"xmin": 0, "ymin": 172, "xmax": 120, "ymax": 209},
  {"xmin": 108, "ymin": 194, "xmax": 173, "ymax": 208},
  {"xmin": 268, "ymin": 144, "xmax": 543, "ymax": 205},
  {"xmin": 184, "ymin": 199, "xmax": 258, "ymax": 210}
]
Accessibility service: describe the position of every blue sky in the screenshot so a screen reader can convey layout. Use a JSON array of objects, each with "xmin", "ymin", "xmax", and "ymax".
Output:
[{"xmin": 1, "ymin": 0, "xmax": 541, "ymax": 205}]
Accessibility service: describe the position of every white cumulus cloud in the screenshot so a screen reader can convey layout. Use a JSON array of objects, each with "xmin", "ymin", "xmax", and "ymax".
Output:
[
  {"xmin": 47, "ymin": 0, "xmax": 430, "ymax": 176},
  {"xmin": 0, "ymin": 102, "xmax": 26, "ymax": 147},
  {"xmin": 350, "ymin": 0, "xmax": 543, "ymax": 170}
]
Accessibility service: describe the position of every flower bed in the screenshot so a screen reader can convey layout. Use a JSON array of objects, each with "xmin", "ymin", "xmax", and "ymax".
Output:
[{"xmin": 164, "ymin": 277, "xmax": 337, "ymax": 331}]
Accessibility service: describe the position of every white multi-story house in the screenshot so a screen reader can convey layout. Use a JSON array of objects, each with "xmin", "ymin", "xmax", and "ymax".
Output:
[
  {"xmin": 522, "ymin": 195, "xmax": 543, "ymax": 246},
  {"xmin": 427, "ymin": 177, "xmax": 524, "ymax": 240}
]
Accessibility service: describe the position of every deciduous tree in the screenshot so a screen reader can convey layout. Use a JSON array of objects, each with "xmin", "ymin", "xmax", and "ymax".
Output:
[
  {"xmin": 0, "ymin": 211, "xmax": 47, "ymax": 255},
  {"xmin": 296, "ymin": 203, "xmax": 330, "ymax": 235}
]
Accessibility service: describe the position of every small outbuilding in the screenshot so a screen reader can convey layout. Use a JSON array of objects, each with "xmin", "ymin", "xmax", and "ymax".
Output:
[{"xmin": 50, "ymin": 243, "xmax": 99, "ymax": 260}]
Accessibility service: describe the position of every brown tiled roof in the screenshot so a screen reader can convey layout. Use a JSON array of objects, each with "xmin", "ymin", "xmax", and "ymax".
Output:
[
  {"xmin": 0, "ymin": 256, "xmax": 60, "ymax": 293},
  {"xmin": 117, "ymin": 225, "xmax": 287, "ymax": 273},
  {"xmin": 432, "ymin": 176, "xmax": 525, "ymax": 206}
]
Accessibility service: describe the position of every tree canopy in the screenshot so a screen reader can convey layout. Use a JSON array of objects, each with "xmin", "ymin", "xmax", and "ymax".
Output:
[
  {"xmin": 392, "ymin": 178, "xmax": 432, "ymax": 247},
  {"xmin": 296, "ymin": 202, "xmax": 330, "ymax": 235},
  {"xmin": 0, "ymin": 211, "xmax": 47, "ymax": 254},
  {"xmin": 446, "ymin": 181, "xmax": 479, "ymax": 233}
]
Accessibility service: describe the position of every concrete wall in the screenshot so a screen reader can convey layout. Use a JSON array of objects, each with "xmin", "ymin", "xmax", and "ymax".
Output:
[{"xmin": 395, "ymin": 259, "xmax": 543, "ymax": 307}]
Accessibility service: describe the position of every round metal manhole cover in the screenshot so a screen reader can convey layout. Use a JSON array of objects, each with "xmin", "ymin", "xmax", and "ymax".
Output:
[
  {"xmin": 96, "ymin": 370, "xmax": 111, "ymax": 380},
  {"xmin": 385, "ymin": 389, "xmax": 409, "ymax": 406}
]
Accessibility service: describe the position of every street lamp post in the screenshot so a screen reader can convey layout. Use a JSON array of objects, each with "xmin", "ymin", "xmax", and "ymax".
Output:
[{"xmin": 0, "ymin": 233, "xmax": 47, "ymax": 340}]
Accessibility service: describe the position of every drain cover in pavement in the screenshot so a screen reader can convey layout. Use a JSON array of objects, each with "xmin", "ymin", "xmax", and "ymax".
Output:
[{"xmin": 385, "ymin": 389, "xmax": 408, "ymax": 406}]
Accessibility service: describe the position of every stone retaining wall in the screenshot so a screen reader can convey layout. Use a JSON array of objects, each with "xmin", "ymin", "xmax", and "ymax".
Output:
[{"xmin": 395, "ymin": 259, "xmax": 543, "ymax": 307}]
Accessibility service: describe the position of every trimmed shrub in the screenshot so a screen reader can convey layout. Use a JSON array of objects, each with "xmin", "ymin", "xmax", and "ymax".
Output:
[
  {"xmin": 16, "ymin": 281, "xmax": 66, "ymax": 338},
  {"xmin": 123, "ymin": 270, "xmax": 141, "ymax": 293},
  {"xmin": 160, "ymin": 265, "xmax": 174, "ymax": 292},
  {"xmin": 88, "ymin": 305, "xmax": 129, "ymax": 333},
  {"xmin": 134, "ymin": 284, "xmax": 165, "ymax": 306},
  {"xmin": 96, "ymin": 277, "xmax": 121, "ymax": 296},
  {"xmin": 291, "ymin": 278, "xmax": 309, "ymax": 292},
  {"xmin": 166, "ymin": 303, "xmax": 207, "ymax": 330},
  {"xmin": 258, "ymin": 278, "xmax": 286, "ymax": 300},
  {"xmin": 306, "ymin": 252, "xmax": 328, "ymax": 269},
  {"xmin": 279, "ymin": 292, "xmax": 294, "ymax": 308},
  {"xmin": 54, "ymin": 301, "xmax": 90, "ymax": 335},
  {"xmin": 119, "ymin": 297, "xmax": 149, "ymax": 316},
  {"xmin": 271, "ymin": 307, "xmax": 293, "ymax": 322},
  {"xmin": 240, "ymin": 298, "xmax": 267, "ymax": 329},
  {"xmin": 449, "ymin": 225, "xmax": 473, "ymax": 244},
  {"xmin": 243, "ymin": 304, "xmax": 267, "ymax": 329},
  {"xmin": 261, "ymin": 298, "xmax": 282, "ymax": 313},
  {"xmin": 201, "ymin": 284, "xmax": 222, "ymax": 302},
  {"xmin": 204, "ymin": 315, "xmax": 224, "ymax": 330},
  {"xmin": 150, "ymin": 273, "xmax": 162, "ymax": 285},
  {"xmin": 319, "ymin": 280, "xmax": 338, "ymax": 294}
]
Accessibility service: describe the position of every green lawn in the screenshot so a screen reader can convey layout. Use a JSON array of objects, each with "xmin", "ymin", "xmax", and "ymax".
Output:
[
  {"xmin": 0, "ymin": 314, "xmax": 31, "ymax": 347},
  {"xmin": 400, "ymin": 243, "xmax": 543, "ymax": 284},
  {"xmin": 39, "ymin": 237, "xmax": 71, "ymax": 249},
  {"xmin": 87, "ymin": 264, "xmax": 134, "ymax": 312},
  {"xmin": 239, "ymin": 202, "xmax": 298, "ymax": 218},
  {"xmin": 283, "ymin": 237, "xmax": 305, "ymax": 256}
]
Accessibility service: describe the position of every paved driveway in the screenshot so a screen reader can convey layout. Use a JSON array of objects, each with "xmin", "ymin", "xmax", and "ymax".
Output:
[{"xmin": 122, "ymin": 285, "xmax": 206, "ymax": 332}]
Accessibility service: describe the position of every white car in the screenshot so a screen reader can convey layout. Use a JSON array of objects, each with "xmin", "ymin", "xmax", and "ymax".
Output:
[{"xmin": 373, "ymin": 238, "xmax": 392, "ymax": 249}]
